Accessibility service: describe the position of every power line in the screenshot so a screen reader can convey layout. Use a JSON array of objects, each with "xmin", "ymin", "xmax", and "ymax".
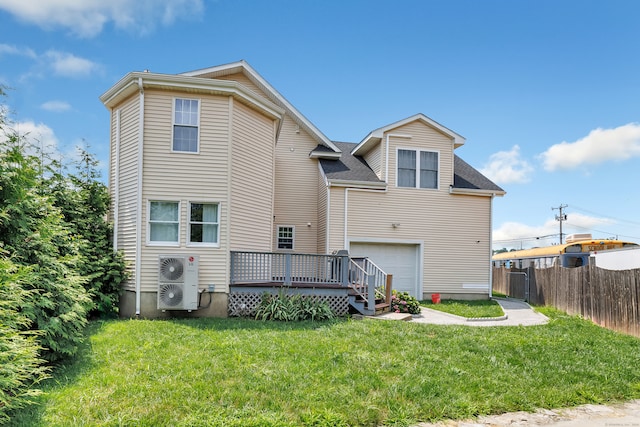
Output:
[{"xmin": 570, "ymin": 205, "xmax": 640, "ymax": 227}]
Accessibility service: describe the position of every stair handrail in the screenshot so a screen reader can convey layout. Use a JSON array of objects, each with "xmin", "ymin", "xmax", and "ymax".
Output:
[{"xmin": 348, "ymin": 257, "xmax": 388, "ymax": 313}]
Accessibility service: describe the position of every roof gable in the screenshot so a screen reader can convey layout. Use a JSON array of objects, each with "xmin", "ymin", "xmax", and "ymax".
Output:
[
  {"xmin": 352, "ymin": 113, "xmax": 465, "ymax": 156},
  {"xmin": 181, "ymin": 60, "xmax": 341, "ymax": 154}
]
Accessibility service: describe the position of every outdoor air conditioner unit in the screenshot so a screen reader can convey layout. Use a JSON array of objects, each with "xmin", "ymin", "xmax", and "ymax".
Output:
[{"xmin": 157, "ymin": 255, "xmax": 199, "ymax": 311}]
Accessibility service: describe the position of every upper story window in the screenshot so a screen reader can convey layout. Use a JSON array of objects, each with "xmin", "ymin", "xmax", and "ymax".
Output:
[
  {"xmin": 149, "ymin": 201, "xmax": 180, "ymax": 244},
  {"xmin": 189, "ymin": 202, "xmax": 220, "ymax": 246},
  {"xmin": 277, "ymin": 226, "xmax": 294, "ymax": 250},
  {"xmin": 397, "ymin": 149, "xmax": 439, "ymax": 189},
  {"xmin": 173, "ymin": 98, "xmax": 199, "ymax": 153}
]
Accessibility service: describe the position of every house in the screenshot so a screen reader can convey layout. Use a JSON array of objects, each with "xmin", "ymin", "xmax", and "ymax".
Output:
[{"xmin": 100, "ymin": 60, "xmax": 505, "ymax": 318}]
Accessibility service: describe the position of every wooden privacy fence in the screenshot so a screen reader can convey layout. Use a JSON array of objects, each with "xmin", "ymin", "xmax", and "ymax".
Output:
[{"xmin": 493, "ymin": 263, "xmax": 640, "ymax": 337}]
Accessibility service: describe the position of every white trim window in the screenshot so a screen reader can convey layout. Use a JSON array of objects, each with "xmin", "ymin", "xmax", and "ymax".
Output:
[
  {"xmin": 149, "ymin": 201, "xmax": 180, "ymax": 244},
  {"xmin": 172, "ymin": 98, "xmax": 199, "ymax": 153},
  {"xmin": 397, "ymin": 149, "xmax": 439, "ymax": 189},
  {"xmin": 277, "ymin": 226, "xmax": 294, "ymax": 250},
  {"xmin": 188, "ymin": 202, "xmax": 220, "ymax": 246}
]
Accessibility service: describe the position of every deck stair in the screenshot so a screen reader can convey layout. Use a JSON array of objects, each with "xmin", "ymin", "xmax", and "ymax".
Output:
[{"xmin": 345, "ymin": 257, "xmax": 392, "ymax": 316}]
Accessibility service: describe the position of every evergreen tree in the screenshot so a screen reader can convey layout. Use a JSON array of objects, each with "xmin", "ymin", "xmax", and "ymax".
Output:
[
  {"xmin": 48, "ymin": 147, "xmax": 127, "ymax": 318},
  {"xmin": 0, "ymin": 126, "xmax": 90, "ymax": 362}
]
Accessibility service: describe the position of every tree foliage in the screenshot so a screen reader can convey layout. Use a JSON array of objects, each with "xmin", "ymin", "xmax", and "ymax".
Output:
[
  {"xmin": 0, "ymin": 86, "xmax": 126, "ymax": 420},
  {"xmin": 0, "ymin": 258, "xmax": 50, "ymax": 422},
  {"xmin": 48, "ymin": 147, "xmax": 127, "ymax": 318},
  {"xmin": 0, "ymin": 134, "xmax": 90, "ymax": 362}
]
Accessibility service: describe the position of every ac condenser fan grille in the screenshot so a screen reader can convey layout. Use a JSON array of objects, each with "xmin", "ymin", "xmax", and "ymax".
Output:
[
  {"xmin": 159, "ymin": 283, "xmax": 184, "ymax": 307},
  {"xmin": 159, "ymin": 257, "xmax": 184, "ymax": 281}
]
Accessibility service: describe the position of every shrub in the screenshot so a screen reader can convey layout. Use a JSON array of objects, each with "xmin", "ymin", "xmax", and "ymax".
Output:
[
  {"xmin": 0, "ymin": 258, "xmax": 49, "ymax": 422},
  {"xmin": 255, "ymin": 291, "xmax": 335, "ymax": 321},
  {"xmin": 390, "ymin": 290, "xmax": 421, "ymax": 314}
]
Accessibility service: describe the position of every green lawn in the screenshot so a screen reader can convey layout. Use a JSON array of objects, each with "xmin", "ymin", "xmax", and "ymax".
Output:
[
  {"xmin": 9, "ymin": 308, "xmax": 640, "ymax": 427},
  {"xmin": 420, "ymin": 299, "xmax": 505, "ymax": 318}
]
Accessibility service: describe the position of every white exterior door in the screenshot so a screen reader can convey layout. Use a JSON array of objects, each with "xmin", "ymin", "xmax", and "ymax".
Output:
[{"xmin": 349, "ymin": 242, "xmax": 420, "ymax": 298}]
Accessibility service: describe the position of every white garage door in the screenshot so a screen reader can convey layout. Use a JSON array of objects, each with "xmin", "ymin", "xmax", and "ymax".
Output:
[{"xmin": 349, "ymin": 242, "xmax": 420, "ymax": 298}]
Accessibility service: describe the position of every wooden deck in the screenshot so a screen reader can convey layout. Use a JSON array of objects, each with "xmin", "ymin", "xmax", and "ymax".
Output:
[{"xmin": 229, "ymin": 251, "xmax": 391, "ymax": 316}]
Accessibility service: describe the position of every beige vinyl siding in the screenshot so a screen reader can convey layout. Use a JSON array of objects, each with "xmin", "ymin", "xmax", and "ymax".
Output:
[
  {"xmin": 215, "ymin": 72, "xmax": 267, "ymax": 99},
  {"xmin": 363, "ymin": 142, "xmax": 383, "ymax": 180},
  {"xmin": 112, "ymin": 95, "xmax": 140, "ymax": 291},
  {"xmin": 330, "ymin": 119, "xmax": 491, "ymax": 298},
  {"xmin": 230, "ymin": 99, "xmax": 276, "ymax": 251},
  {"xmin": 387, "ymin": 121, "xmax": 454, "ymax": 189},
  {"xmin": 273, "ymin": 115, "xmax": 319, "ymax": 253},
  {"xmin": 327, "ymin": 186, "xmax": 345, "ymax": 253},
  {"xmin": 345, "ymin": 190, "xmax": 491, "ymax": 297},
  {"xmin": 139, "ymin": 90, "xmax": 232, "ymax": 292},
  {"xmin": 316, "ymin": 166, "xmax": 328, "ymax": 254}
]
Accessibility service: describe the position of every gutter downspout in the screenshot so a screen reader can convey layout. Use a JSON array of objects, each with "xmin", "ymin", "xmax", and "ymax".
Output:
[
  {"xmin": 113, "ymin": 109, "xmax": 120, "ymax": 251},
  {"xmin": 488, "ymin": 194, "xmax": 495, "ymax": 299},
  {"xmin": 135, "ymin": 77, "xmax": 144, "ymax": 316}
]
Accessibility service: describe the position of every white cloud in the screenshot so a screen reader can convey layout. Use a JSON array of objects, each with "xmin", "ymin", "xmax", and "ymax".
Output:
[
  {"xmin": 44, "ymin": 50, "xmax": 99, "ymax": 77},
  {"xmin": 0, "ymin": 43, "xmax": 36, "ymax": 58},
  {"xmin": 0, "ymin": 0, "xmax": 204, "ymax": 38},
  {"xmin": 8, "ymin": 120, "xmax": 60, "ymax": 157},
  {"xmin": 41, "ymin": 100, "xmax": 72, "ymax": 112},
  {"xmin": 492, "ymin": 213, "xmax": 617, "ymax": 251},
  {"xmin": 479, "ymin": 145, "xmax": 534, "ymax": 184},
  {"xmin": 541, "ymin": 123, "xmax": 640, "ymax": 171},
  {"xmin": 0, "ymin": 44, "xmax": 100, "ymax": 81}
]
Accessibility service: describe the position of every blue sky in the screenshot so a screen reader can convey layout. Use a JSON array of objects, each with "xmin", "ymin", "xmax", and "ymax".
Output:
[{"xmin": 1, "ymin": 0, "xmax": 639, "ymax": 250}]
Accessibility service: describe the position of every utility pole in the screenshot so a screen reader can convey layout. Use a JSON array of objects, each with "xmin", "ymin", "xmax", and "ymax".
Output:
[{"xmin": 552, "ymin": 204, "xmax": 568, "ymax": 244}]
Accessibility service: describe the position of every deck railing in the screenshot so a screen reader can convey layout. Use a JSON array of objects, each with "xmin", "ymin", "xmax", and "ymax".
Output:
[{"xmin": 230, "ymin": 251, "xmax": 388, "ymax": 314}]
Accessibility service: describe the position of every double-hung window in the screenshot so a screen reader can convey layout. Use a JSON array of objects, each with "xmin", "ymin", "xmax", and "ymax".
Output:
[
  {"xmin": 277, "ymin": 226, "xmax": 294, "ymax": 250},
  {"xmin": 149, "ymin": 201, "xmax": 179, "ymax": 244},
  {"xmin": 397, "ymin": 149, "xmax": 439, "ymax": 189},
  {"xmin": 189, "ymin": 203, "xmax": 219, "ymax": 245},
  {"xmin": 173, "ymin": 98, "xmax": 199, "ymax": 153}
]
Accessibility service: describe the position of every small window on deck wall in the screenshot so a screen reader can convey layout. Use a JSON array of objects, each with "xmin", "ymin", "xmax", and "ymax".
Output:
[
  {"xmin": 188, "ymin": 202, "xmax": 220, "ymax": 246},
  {"xmin": 277, "ymin": 226, "xmax": 294, "ymax": 250}
]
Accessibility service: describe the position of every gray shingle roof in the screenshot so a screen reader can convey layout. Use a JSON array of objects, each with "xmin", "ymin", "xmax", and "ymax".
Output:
[
  {"xmin": 318, "ymin": 141, "xmax": 504, "ymax": 193},
  {"xmin": 318, "ymin": 142, "xmax": 383, "ymax": 183},
  {"xmin": 453, "ymin": 155, "xmax": 504, "ymax": 192}
]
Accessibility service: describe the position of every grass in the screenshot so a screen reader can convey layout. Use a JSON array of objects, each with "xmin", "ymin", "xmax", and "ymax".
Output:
[
  {"xmin": 8, "ymin": 308, "xmax": 640, "ymax": 427},
  {"xmin": 421, "ymin": 299, "xmax": 505, "ymax": 318}
]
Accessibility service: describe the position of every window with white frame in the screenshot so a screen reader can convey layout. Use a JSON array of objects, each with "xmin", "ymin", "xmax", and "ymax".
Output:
[
  {"xmin": 149, "ymin": 201, "xmax": 179, "ymax": 243},
  {"xmin": 189, "ymin": 202, "xmax": 219, "ymax": 245},
  {"xmin": 173, "ymin": 98, "xmax": 199, "ymax": 153},
  {"xmin": 397, "ymin": 149, "xmax": 439, "ymax": 189},
  {"xmin": 277, "ymin": 226, "xmax": 294, "ymax": 250}
]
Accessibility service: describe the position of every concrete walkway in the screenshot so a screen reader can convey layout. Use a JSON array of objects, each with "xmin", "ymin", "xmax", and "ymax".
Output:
[
  {"xmin": 416, "ymin": 400, "xmax": 640, "ymax": 426},
  {"xmin": 401, "ymin": 298, "xmax": 549, "ymax": 326}
]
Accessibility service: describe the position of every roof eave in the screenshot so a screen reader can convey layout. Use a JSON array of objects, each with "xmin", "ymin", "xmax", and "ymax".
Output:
[
  {"xmin": 450, "ymin": 187, "xmax": 506, "ymax": 197},
  {"xmin": 328, "ymin": 179, "xmax": 387, "ymax": 189},
  {"xmin": 352, "ymin": 113, "xmax": 466, "ymax": 156},
  {"xmin": 182, "ymin": 60, "xmax": 342, "ymax": 154},
  {"xmin": 100, "ymin": 72, "xmax": 285, "ymax": 121},
  {"xmin": 310, "ymin": 151, "xmax": 342, "ymax": 159}
]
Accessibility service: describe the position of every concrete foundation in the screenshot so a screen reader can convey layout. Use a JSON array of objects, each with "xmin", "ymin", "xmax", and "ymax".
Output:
[{"xmin": 119, "ymin": 289, "xmax": 229, "ymax": 319}]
